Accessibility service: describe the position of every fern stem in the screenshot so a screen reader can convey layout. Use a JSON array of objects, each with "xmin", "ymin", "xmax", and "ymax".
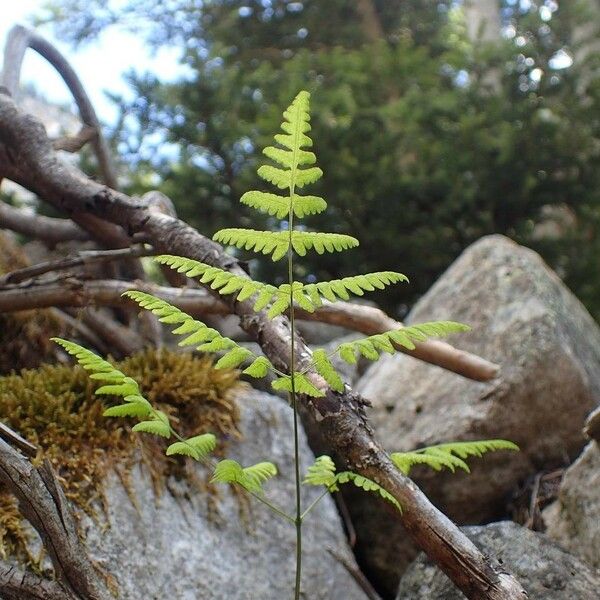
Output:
[
  {"xmin": 288, "ymin": 131, "xmax": 302, "ymax": 600},
  {"xmin": 247, "ymin": 490, "xmax": 296, "ymax": 524},
  {"xmin": 300, "ymin": 487, "xmax": 330, "ymax": 521}
]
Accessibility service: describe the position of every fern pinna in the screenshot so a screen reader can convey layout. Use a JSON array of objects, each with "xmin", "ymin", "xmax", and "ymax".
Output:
[{"xmin": 53, "ymin": 91, "xmax": 517, "ymax": 600}]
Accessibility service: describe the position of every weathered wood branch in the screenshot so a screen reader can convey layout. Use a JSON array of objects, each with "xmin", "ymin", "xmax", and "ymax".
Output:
[
  {"xmin": 0, "ymin": 200, "xmax": 88, "ymax": 244},
  {"xmin": 1, "ymin": 24, "xmax": 117, "ymax": 189},
  {"xmin": 0, "ymin": 90, "xmax": 525, "ymax": 598},
  {"xmin": 0, "ymin": 563, "xmax": 70, "ymax": 600},
  {"xmin": 0, "ymin": 276, "xmax": 499, "ymax": 381},
  {"xmin": 0, "ymin": 246, "xmax": 152, "ymax": 285},
  {"xmin": 0, "ymin": 439, "xmax": 114, "ymax": 599}
]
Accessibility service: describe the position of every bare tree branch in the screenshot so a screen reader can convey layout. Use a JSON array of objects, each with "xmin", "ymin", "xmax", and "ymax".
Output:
[
  {"xmin": 0, "ymin": 276, "xmax": 499, "ymax": 381},
  {"xmin": 0, "ymin": 245, "xmax": 152, "ymax": 285},
  {"xmin": 1, "ymin": 24, "xmax": 117, "ymax": 188},
  {"xmin": 0, "ymin": 563, "xmax": 71, "ymax": 600},
  {"xmin": 0, "ymin": 440, "xmax": 114, "ymax": 599},
  {"xmin": 0, "ymin": 88, "xmax": 525, "ymax": 599},
  {"xmin": 0, "ymin": 200, "xmax": 88, "ymax": 244}
]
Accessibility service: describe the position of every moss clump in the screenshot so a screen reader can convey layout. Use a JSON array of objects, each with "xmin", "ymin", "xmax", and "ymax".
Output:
[{"xmin": 0, "ymin": 348, "xmax": 242, "ymax": 564}]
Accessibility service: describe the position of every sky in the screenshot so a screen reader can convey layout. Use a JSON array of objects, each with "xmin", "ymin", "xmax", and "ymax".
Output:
[{"xmin": 0, "ymin": 0, "xmax": 186, "ymax": 126}]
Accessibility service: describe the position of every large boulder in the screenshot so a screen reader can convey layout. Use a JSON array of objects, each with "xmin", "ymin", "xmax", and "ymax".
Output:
[
  {"xmin": 396, "ymin": 521, "xmax": 600, "ymax": 599},
  {"xmin": 79, "ymin": 390, "xmax": 367, "ymax": 600},
  {"xmin": 543, "ymin": 441, "xmax": 600, "ymax": 569},
  {"xmin": 352, "ymin": 235, "xmax": 600, "ymax": 595}
]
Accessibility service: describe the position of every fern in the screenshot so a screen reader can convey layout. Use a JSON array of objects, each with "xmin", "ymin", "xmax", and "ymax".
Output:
[
  {"xmin": 303, "ymin": 455, "xmax": 401, "ymax": 512},
  {"xmin": 212, "ymin": 459, "xmax": 278, "ymax": 494},
  {"xmin": 123, "ymin": 291, "xmax": 271, "ymax": 374},
  {"xmin": 390, "ymin": 440, "xmax": 519, "ymax": 476},
  {"xmin": 311, "ymin": 349, "xmax": 344, "ymax": 393},
  {"xmin": 241, "ymin": 191, "xmax": 327, "ymax": 219},
  {"xmin": 167, "ymin": 434, "xmax": 217, "ymax": 461},
  {"xmin": 52, "ymin": 338, "xmax": 154, "ymax": 421},
  {"xmin": 336, "ymin": 321, "xmax": 471, "ymax": 364},
  {"xmin": 272, "ymin": 373, "xmax": 324, "ymax": 397}
]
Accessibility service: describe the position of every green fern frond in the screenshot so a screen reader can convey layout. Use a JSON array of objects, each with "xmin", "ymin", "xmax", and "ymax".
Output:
[
  {"xmin": 242, "ymin": 356, "xmax": 273, "ymax": 378},
  {"xmin": 212, "ymin": 459, "xmax": 278, "ymax": 494},
  {"xmin": 335, "ymin": 472, "xmax": 401, "ymax": 512},
  {"xmin": 123, "ymin": 290, "xmax": 256, "ymax": 361},
  {"xmin": 241, "ymin": 191, "xmax": 327, "ymax": 219},
  {"xmin": 336, "ymin": 321, "xmax": 471, "ymax": 364},
  {"xmin": 132, "ymin": 410, "xmax": 171, "ymax": 438},
  {"xmin": 390, "ymin": 439, "xmax": 519, "ymax": 476},
  {"xmin": 272, "ymin": 373, "xmax": 324, "ymax": 397},
  {"xmin": 166, "ymin": 433, "xmax": 217, "ymax": 461},
  {"xmin": 212, "ymin": 229, "xmax": 359, "ymax": 261},
  {"xmin": 154, "ymin": 255, "xmax": 277, "ymax": 303},
  {"xmin": 303, "ymin": 455, "xmax": 337, "ymax": 487},
  {"xmin": 311, "ymin": 349, "xmax": 344, "ymax": 392},
  {"xmin": 303, "ymin": 272, "xmax": 408, "ymax": 305},
  {"xmin": 52, "ymin": 338, "xmax": 126, "ymax": 381}
]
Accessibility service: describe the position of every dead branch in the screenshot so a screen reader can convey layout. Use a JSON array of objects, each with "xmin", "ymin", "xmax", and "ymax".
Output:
[
  {"xmin": 0, "ymin": 563, "xmax": 70, "ymax": 600},
  {"xmin": 0, "ymin": 245, "xmax": 152, "ymax": 285},
  {"xmin": 0, "ymin": 200, "xmax": 88, "ymax": 244},
  {"xmin": 0, "ymin": 276, "xmax": 499, "ymax": 381},
  {"xmin": 0, "ymin": 439, "xmax": 114, "ymax": 599},
  {"xmin": 0, "ymin": 89, "xmax": 525, "ymax": 598},
  {"xmin": 1, "ymin": 25, "xmax": 117, "ymax": 189},
  {"xmin": 53, "ymin": 125, "xmax": 97, "ymax": 153}
]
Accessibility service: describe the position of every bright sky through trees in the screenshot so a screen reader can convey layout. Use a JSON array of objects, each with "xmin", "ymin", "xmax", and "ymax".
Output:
[{"xmin": 0, "ymin": 0, "xmax": 185, "ymax": 125}]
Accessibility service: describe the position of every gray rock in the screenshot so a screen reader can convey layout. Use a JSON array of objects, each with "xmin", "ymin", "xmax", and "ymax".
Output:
[
  {"xmin": 352, "ymin": 235, "xmax": 600, "ymax": 594},
  {"xmin": 396, "ymin": 521, "xmax": 600, "ymax": 600},
  {"xmin": 80, "ymin": 390, "xmax": 367, "ymax": 600},
  {"xmin": 544, "ymin": 441, "xmax": 600, "ymax": 569}
]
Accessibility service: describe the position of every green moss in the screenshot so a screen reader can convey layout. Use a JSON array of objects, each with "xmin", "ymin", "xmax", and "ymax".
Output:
[{"xmin": 0, "ymin": 348, "xmax": 243, "ymax": 564}]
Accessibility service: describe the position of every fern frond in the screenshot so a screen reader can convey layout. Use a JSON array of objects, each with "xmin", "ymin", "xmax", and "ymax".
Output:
[
  {"xmin": 303, "ymin": 272, "xmax": 408, "ymax": 305},
  {"xmin": 272, "ymin": 373, "xmax": 324, "ymax": 397},
  {"xmin": 52, "ymin": 338, "xmax": 127, "ymax": 381},
  {"xmin": 242, "ymin": 356, "xmax": 273, "ymax": 378},
  {"xmin": 154, "ymin": 255, "xmax": 277, "ymax": 303},
  {"xmin": 336, "ymin": 321, "xmax": 471, "ymax": 364},
  {"xmin": 290, "ymin": 232, "xmax": 359, "ymax": 256},
  {"xmin": 240, "ymin": 191, "xmax": 327, "ymax": 219},
  {"xmin": 303, "ymin": 455, "xmax": 337, "ymax": 487},
  {"xmin": 123, "ymin": 290, "xmax": 257, "ymax": 362},
  {"xmin": 312, "ymin": 349, "xmax": 344, "ymax": 392},
  {"xmin": 166, "ymin": 433, "xmax": 217, "ymax": 461},
  {"xmin": 212, "ymin": 459, "xmax": 278, "ymax": 494},
  {"xmin": 213, "ymin": 229, "xmax": 290, "ymax": 261},
  {"xmin": 132, "ymin": 410, "xmax": 171, "ymax": 438},
  {"xmin": 390, "ymin": 439, "xmax": 519, "ymax": 476},
  {"xmin": 335, "ymin": 472, "xmax": 401, "ymax": 512}
]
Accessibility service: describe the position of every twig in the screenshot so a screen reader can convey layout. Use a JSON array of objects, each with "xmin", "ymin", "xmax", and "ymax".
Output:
[
  {"xmin": 0, "ymin": 422, "xmax": 37, "ymax": 458},
  {"xmin": 0, "ymin": 439, "xmax": 114, "ymax": 599},
  {"xmin": 0, "ymin": 277, "xmax": 499, "ymax": 381},
  {"xmin": 0, "ymin": 245, "xmax": 153, "ymax": 285},
  {"xmin": 1, "ymin": 25, "xmax": 117, "ymax": 188},
  {"xmin": 0, "ymin": 200, "xmax": 88, "ymax": 244},
  {"xmin": 327, "ymin": 547, "xmax": 382, "ymax": 600}
]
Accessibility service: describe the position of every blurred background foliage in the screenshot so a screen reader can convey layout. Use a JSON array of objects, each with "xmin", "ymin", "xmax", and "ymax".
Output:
[{"xmin": 41, "ymin": 0, "xmax": 600, "ymax": 318}]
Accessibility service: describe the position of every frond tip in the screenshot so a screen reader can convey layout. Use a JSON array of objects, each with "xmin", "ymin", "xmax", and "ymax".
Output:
[{"xmin": 390, "ymin": 439, "xmax": 519, "ymax": 476}]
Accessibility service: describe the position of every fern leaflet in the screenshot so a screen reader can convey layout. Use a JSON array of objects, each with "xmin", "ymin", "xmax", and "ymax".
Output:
[
  {"xmin": 303, "ymin": 455, "xmax": 401, "ymax": 511},
  {"xmin": 241, "ymin": 191, "xmax": 327, "ymax": 219},
  {"xmin": 336, "ymin": 321, "xmax": 471, "ymax": 364},
  {"xmin": 123, "ymin": 291, "xmax": 273, "ymax": 375},
  {"xmin": 272, "ymin": 373, "xmax": 324, "ymax": 398},
  {"xmin": 212, "ymin": 459, "xmax": 278, "ymax": 494},
  {"xmin": 167, "ymin": 434, "xmax": 217, "ymax": 461},
  {"xmin": 390, "ymin": 440, "xmax": 519, "ymax": 475},
  {"xmin": 311, "ymin": 349, "xmax": 344, "ymax": 392}
]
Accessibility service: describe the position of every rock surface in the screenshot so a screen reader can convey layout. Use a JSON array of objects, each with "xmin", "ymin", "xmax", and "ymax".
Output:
[
  {"xmin": 544, "ymin": 441, "xmax": 600, "ymax": 569},
  {"xmin": 396, "ymin": 521, "xmax": 600, "ymax": 599},
  {"xmin": 352, "ymin": 235, "xmax": 600, "ymax": 595},
  {"xmin": 80, "ymin": 390, "xmax": 367, "ymax": 600}
]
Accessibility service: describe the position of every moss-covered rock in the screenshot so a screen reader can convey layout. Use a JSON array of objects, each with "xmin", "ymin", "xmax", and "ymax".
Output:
[{"xmin": 0, "ymin": 348, "xmax": 242, "ymax": 564}]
